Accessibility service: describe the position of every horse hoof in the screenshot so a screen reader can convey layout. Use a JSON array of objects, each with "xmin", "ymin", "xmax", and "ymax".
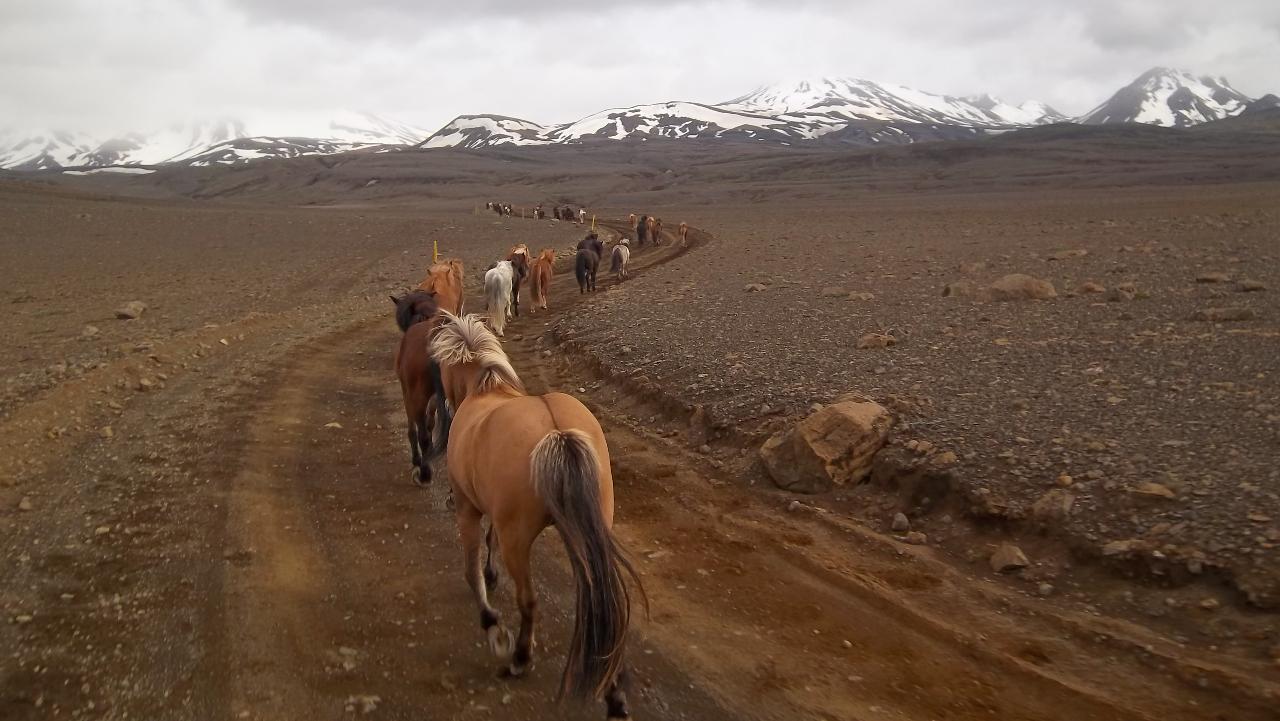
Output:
[
  {"xmin": 410, "ymin": 467, "xmax": 429, "ymax": 487},
  {"xmin": 501, "ymin": 660, "xmax": 532, "ymax": 678},
  {"xmin": 487, "ymin": 625, "xmax": 514, "ymax": 659}
]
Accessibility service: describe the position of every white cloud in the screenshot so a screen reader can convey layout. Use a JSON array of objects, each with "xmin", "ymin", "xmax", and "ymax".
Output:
[{"xmin": 0, "ymin": 0, "xmax": 1275, "ymax": 136}]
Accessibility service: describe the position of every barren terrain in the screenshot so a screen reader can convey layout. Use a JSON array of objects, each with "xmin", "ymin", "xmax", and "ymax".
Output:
[{"xmin": 2, "ymin": 128, "xmax": 1279, "ymax": 720}]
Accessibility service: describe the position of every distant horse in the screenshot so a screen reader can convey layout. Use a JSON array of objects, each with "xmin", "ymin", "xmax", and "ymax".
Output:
[
  {"xmin": 647, "ymin": 217, "xmax": 661, "ymax": 246},
  {"xmin": 534, "ymin": 205, "xmax": 545, "ymax": 220},
  {"xmin": 628, "ymin": 213, "xmax": 636, "ymax": 227},
  {"xmin": 560, "ymin": 206, "xmax": 575, "ymax": 222},
  {"xmin": 610, "ymin": 239, "xmax": 631, "ymax": 281},
  {"xmin": 428, "ymin": 312, "xmax": 642, "ymax": 717},
  {"xmin": 575, "ymin": 242, "xmax": 601, "ymax": 294},
  {"xmin": 417, "ymin": 258, "xmax": 466, "ymax": 315},
  {"xmin": 491, "ymin": 202, "xmax": 504, "ymax": 217},
  {"xmin": 484, "ymin": 261, "xmax": 516, "ymax": 336},
  {"xmin": 530, "ymin": 248, "xmax": 555, "ymax": 312},
  {"xmin": 635, "ymin": 215, "xmax": 648, "ymax": 246},
  {"xmin": 391, "ymin": 291, "xmax": 449, "ymax": 486},
  {"xmin": 578, "ymin": 208, "xmax": 587, "ymax": 225},
  {"xmin": 678, "ymin": 222, "xmax": 689, "ymax": 245},
  {"xmin": 507, "ymin": 245, "xmax": 530, "ymax": 317}
]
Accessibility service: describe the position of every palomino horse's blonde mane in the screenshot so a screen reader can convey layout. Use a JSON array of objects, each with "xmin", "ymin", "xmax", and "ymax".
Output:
[{"xmin": 429, "ymin": 311, "xmax": 525, "ymax": 395}]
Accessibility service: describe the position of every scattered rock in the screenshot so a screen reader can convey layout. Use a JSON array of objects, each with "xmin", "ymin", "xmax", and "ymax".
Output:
[
  {"xmin": 847, "ymin": 292, "xmax": 875, "ymax": 301},
  {"xmin": 891, "ymin": 512, "xmax": 910, "ymax": 532},
  {"xmin": 323, "ymin": 422, "xmax": 343, "ymax": 429},
  {"xmin": 1192, "ymin": 307, "xmax": 1256, "ymax": 322},
  {"xmin": 1037, "ymin": 583, "xmax": 1055, "ymax": 597},
  {"xmin": 941, "ymin": 280, "xmax": 976, "ymax": 298},
  {"xmin": 744, "ymin": 283, "xmax": 767, "ymax": 292},
  {"xmin": 99, "ymin": 426, "xmax": 114, "ymax": 439},
  {"xmin": 18, "ymin": 497, "xmax": 33, "ymax": 511},
  {"xmin": 135, "ymin": 377, "xmax": 156, "ymax": 392},
  {"xmin": 990, "ymin": 544, "xmax": 1029, "ymax": 573},
  {"xmin": 1199, "ymin": 598, "xmax": 1221, "ymax": 611},
  {"xmin": 1130, "ymin": 482, "xmax": 1176, "ymax": 500},
  {"xmin": 985, "ymin": 274, "xmax": 1057, "ymax": 301},
  {"xmin": 857, "ymin": 333, "xmax": 897, "ymax": 349},
  {"xmin": 1237, "ymin": 279, "xmax": 1266, "ymax": 292},
  {"xmin": 1195, "ymin": 272, "xmax": 1231, "ymax": 283},
  {"xmin": 760, "ymin": 399, "xmax": 892, "ymax": 494},
  {"xmin": 1048, "ymin": 249, "xmax": 1089, "ymax": 261},
  {"xmin": 931, "ymin": 451, "xmax": 958, "ymax": 466},
  {"xmin": 1077, "ymin": 282, "xmax": 1106, "ymax": 294},
  {"xmin": 1031, "ymin": 489, "xmax": 1074, "ymax": 522},
  {"xmin": 820, "ymin": 286, "xmax": 847, "ymax": 298},
  {"xmin": 1106, "ymin": 283, "xmax": 1136, "ymax": 302},
  {"xmin": 114, "ymin": 301, "xmax": 147, "ymax": 320},
  {"xmin": 904, "ymin": 531, "xmax": 928, "ymax": 545},
  {"xmin": 81, "ymin": 325, "xmax": 101, "ymax": 338},
  {"xmin": 345, "ymin": 695, "xmax": 381, "ymax": 714}
]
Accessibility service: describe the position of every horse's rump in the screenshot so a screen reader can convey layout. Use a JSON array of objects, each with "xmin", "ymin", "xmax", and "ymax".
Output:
[{"xmin": 610, "ymin": 244, "xmax": 630, "ymax": 274}]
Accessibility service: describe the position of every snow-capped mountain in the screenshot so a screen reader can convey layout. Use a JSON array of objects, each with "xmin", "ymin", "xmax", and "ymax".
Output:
[
  {"xmin": 422, "ymin": 76, "xmax": 1068, "ymax": 149},
  {"xmin": 1078, "ymin": 68, "xmax": 1251, "ymax": 127},
  {"xmin": 0, "ymin": 112, "xmax": 430, "ymax": 169}
]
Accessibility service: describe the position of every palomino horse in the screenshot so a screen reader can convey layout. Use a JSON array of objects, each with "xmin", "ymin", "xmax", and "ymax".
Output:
[
  {"xmin": 610, "ymin": 239, "xmax": 631, "ymax": 281},
  {"xmin": 678, "ymin": 222, "xmax": 689, "ymax": 245},
  {"xmin": 530, "ymin": 248, "xmax": 555, "ymax": 312},
  {"xmin": 507, "ymin": 244, "xmax": 530, "ymax": 317},
  {"xmin": 429, "ymin": 312, "xmax": 642, "ymax": 718},
  {"xmin": 417, "ymin": 258, "xmax": 466, "ymax": 315},
  {"xmin": 391, "ymin": 291, "xmax": 449, "ymax": 486},
  {"xmin": 628, "ymin": 213, "xmax": 636, "ymax": 228},
  {"xmin": 483, "ymin": 261, "xmax": 515, "ymax": 336},
  {"xmin": 634, "ymin": 215, "xmax": 648, "ymax": 246},
  {"xmin": 646, "ymin": 217, "xmax": 662, "ymax": 246}
]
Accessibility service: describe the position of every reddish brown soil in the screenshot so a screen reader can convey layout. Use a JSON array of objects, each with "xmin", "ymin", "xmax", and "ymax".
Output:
[{"xmin": 2, "ymin": 133, "xmax": 1279, "ymax": 721}]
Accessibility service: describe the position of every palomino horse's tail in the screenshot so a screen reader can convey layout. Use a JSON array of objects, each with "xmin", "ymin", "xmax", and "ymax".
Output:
[{"xmin": 530, "ymin": 430, "xmax": 641, "ymax": 701}]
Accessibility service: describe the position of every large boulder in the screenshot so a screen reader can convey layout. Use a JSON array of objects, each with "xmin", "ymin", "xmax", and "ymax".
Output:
[
  {"xmin": 985, "ymin": 274, "xmax": 1057, "ymax": 301},
  {"xmin": 760, "ymin": 399, "xmax": 892, "ymax": 494}
]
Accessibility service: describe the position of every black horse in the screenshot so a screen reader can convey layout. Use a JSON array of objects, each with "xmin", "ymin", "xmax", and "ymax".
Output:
[{"xmin": 636, "ymin": 214, "xmax": 649, "ymax": 245}]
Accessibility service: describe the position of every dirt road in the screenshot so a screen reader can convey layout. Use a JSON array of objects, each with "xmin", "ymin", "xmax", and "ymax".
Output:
[{"xmin": 3, "ymin": 210, "xmax": 1277, "ymax": 721}]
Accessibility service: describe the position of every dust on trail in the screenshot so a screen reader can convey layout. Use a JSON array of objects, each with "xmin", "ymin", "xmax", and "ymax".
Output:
[{"xmin": 4, "ymin": 217, "xmax": 1277, "ymax": 721}]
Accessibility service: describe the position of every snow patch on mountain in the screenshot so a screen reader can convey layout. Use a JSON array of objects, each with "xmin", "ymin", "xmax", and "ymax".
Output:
[{"xmin": 1079, "ymin": 68, "xmax": 1250, "ymax": 127}]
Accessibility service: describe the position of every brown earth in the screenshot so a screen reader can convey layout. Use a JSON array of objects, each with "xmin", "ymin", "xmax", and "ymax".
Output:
[{"xmin": 3, "ymin": 129, "xmax": 1280, "ymax": 721}]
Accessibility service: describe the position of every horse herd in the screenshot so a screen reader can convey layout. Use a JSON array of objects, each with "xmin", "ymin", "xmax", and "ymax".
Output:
[
  {"xmin": 487, "ymin": 201, "xmax": 587, "ymax": 225},
  {"xmin": 383, "ymin": 214, "xmax": 689, "ymax": 719}
]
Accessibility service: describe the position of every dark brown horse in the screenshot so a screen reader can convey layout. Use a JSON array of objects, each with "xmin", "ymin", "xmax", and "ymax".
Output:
[
  {"xmin": 575, "ymin": 235, "xmax": 603, "ymax": 294},
  {"xmin": 635, "ymin": 215, "xmax": 648, "ymax": 246},
  {"xmin": 429, "ymin": 313, "xmax": 643, "ymax": 718},
  {"xmin": 391, "ymin": 291, "xmax": 449, "ymax": 486}
]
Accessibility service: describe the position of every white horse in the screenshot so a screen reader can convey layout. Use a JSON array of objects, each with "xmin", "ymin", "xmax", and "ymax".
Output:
[
  {"xmin": 484, "ymin": 261, "xmax": 515, "ymax": 336},
  {"xmin": 610, "ymin": 239, "xmax": 631, "ymax": 281}
]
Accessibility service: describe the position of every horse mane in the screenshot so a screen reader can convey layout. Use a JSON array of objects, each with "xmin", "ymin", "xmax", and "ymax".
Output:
[
  {"xmin": 394, "ymin": 290, "xmax": 439, "ymax": 333},
  {"xmin": 429, "ymin": 312, "xmax": 525, "ymax": 395}
]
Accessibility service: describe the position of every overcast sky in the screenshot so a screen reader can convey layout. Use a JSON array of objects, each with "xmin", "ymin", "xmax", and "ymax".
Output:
[{"xmin": 1, "ymin": 0, "xmax": 1277, "ymax": 137}]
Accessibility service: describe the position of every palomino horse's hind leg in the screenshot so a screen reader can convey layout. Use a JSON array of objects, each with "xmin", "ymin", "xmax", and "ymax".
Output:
[
  {"xmin": 605, "ymin": 667, "xmax": 632, "ymax": 720},
  {"xmin": 457, "ymin": 501, "xmax": 512, "ymax": 658},
  {"xmin": 496, "ymin": 528, "xmax": 538, "ymax": 678}
]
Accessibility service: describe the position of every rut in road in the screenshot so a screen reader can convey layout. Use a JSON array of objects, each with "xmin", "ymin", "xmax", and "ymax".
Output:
[{"xmin": 211, "ymin": 221, "xmax": 1279, "ymax": 721}]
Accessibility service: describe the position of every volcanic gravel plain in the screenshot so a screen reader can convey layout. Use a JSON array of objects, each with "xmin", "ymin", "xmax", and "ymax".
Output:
[{"xmin": 2, "ymin": 119, "xmax": 1279, "ymax": 720}]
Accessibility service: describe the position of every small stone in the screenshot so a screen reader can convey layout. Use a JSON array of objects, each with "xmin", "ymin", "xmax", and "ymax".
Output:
[
  {"xmin": 1199, "ymin": 598, "xmax": 1221, "ymax": 611},
  {"xmin": 787, "ymin": 500, "xmax": 803, "ymax": 513},
  {"xmin": 81, "ymin": 325, "xmax": 101, "ymax": 338},
  {"xmin": 1131, "ymin": 482, "xmax": 1176, "ymax": 500},
  {"xmin": 1238, "ymin": 279, "xmax": 1266, "ymax": 292},
  {"xmin": 1195, "ymin": 272, "xmax": 1231, "ymax": 283},
  {"xmin": 698, "ymin": 444, "xmax": 711, "ymax": 454},
  {"xmin": 323, "ymin": 422, "xmax": 343, "ymax": 429},
  {"xmin": 841, "ymin": 639, "xmax": 853, "ymax": 649},
  {"xmin": 891, "ymin": 513, "xmax": 911, "ymax": 532},
  {"xmin": 94, "ymin": 525, "xmax": 111, "ymax": 536},
  {"xmin": 136, "ymin": 377, "xmax": 156, "ymax": 392},
  {"xmin": 1077, "ymin": 282, "xmax": 1106, "ymax": 294},
  {"xmin": 990, "ymin": 544, "xmax": 1029, "ymax": 573},
  {"xmin": 99, "ymin": 426, "xmax": 114, "ymax": 439},
  {"xmin": 904, "ymin": 531, "xmax": 927, "ymax": 545},
  {"xmin": 1037, "ymin": 583, "xmax": 1055, "ymax": 597},
  {"xmin": 857, "ymin": 333, "xmax": 896, "ymax": 349},
  {"xmin": 1193, "ymin": 307, "xmax": 1256, "ymax": 322},
  {"xmin": 847, "ymin": 292, "xmax": 875, "ymax": 301},
  {"xmin": 18, "ymin": 497, "xmax": 33, "ymax": 511},
  {"xmin": 114, "ymin": 301, "xmax": 147, "ymax": 320},
  {"xmin": 820, "ymin": 286, "xmax": 847, "ymax": 298},
  {"xmin": 1055, "ymin": 474, "xmax": 1074, "ymax": 487},
  {"xmin": 744, "ymin": 283, "xmax": 767, "ymax": 292},
  {"xmin": 14, "ymin": 614, "xmax": 33, "ymax": 624},
  {"xmin": 932, "ymin": 451, "xmax": 958, "ymax": 466}
]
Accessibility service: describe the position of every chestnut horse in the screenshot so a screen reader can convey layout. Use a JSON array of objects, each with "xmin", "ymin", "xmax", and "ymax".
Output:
[
  {"xmin": 417, "ymin": 258, "xmax": 465, "ymax": 315},
  {"xmin": 678, "ymin": 221, "xmax": 689, "ymax": 245},
  {"xmin": 647, "ymin": 217, "xmax": 662, "ymax": 246},
  {"xmin": 391, "ymin": 291, "xmax": 449, "ymax": 486},
  {"xmin": 628, "ymin": 213, "xmax": 636, "ymax": 228},
  {"xmin": 530, "ymin": 248, "xmax": 555, "ymax": 312},
  {"xmin": 429, "ymin": 312, "xmax": 642, "ymax": 719}
]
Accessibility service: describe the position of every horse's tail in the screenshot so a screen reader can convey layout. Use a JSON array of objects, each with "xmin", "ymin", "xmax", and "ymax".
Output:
[
  {"xmin": 610, "ymin": 246, "xmax": 622, "ymax": 274},
  {"xmin": 484, "ymin": 270, "xmax": 510, "ymax": 335},
  {"xmin": 427, "ymin": 359, "xmax": 450, "ymax": 455},
  {"xmin": 575, "ymin": 253, "xmax": 589, "ymax": 293},
  {"xmin": 531, "ymin": 429, "xmax": 641, "ymax": 701}
]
